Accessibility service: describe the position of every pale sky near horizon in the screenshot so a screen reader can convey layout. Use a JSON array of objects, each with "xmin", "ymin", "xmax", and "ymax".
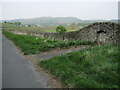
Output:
[{"xmin": 0, "ymin": 1, "xmax": 118, "ymax": 20}]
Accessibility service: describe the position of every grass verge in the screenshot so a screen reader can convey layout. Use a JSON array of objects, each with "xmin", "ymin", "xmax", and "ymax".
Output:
[
  {"xmin": 3, "ymin": 31, "xmax": 94, "ymax": 55},
  {"xmin": 37, "ymin": 44, "xmax": 119, "ymax": 88}
]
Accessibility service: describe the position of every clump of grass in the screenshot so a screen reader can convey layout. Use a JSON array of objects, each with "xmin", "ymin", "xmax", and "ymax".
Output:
[
  {"xmin": 37, "ymin": 44, "xmax": 119, "ymax": 88},
  {"xmin": 3, "ymin": 31, "xmax": 94, "ymax": 55}
]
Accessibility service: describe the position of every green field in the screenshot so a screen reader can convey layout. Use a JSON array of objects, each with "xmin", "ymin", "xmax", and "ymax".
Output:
[
  {"xmin": 2, "ymin": 23, "xmax": 81, "ymax": 32},
  {"xmin": 37, "ymin": 44, "xmax": 119, "ymax": 88},
  {"xmin": 44, "ymin": 29, "xmax": 79, "ymax": 32},
  {"xmin": 3, "ymin": 31, "xmax": 94, "ymax": 55},
  {"xmin": 2, "ymin": 23, "xmax": 46, "ymax": 31}
]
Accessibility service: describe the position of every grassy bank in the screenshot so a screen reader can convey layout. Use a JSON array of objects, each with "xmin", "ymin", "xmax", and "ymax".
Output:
[
  {"xmin": 3, "ymin": 31, "xmax": 94, "ymax": 55},
  {"xmin": 37, "ymin": 44, "xmax": 119, "ymax": 88}
]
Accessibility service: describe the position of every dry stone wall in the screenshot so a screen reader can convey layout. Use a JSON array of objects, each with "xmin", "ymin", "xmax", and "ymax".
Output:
[
  {"xmin": 76, "ymin": 22, "xmax": 119, "ymax": 44},
  {"xmin": 4, "ymin": 22, "xmax": 120, "ymax": 44}
]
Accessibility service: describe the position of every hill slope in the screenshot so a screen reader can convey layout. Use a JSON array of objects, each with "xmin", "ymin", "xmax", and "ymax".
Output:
[
  {"xmin": 2, "ymin": 17, "xmax": 118, "ymax": 26},
  {"xmin": 8, "ymin": 17, "xmax": 81, "ymax": 26}
]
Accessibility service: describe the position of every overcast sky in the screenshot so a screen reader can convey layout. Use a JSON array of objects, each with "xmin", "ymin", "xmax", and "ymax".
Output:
[{"xmin": 0, "ymin": 1, "xmax": 118, "ymax": 20}]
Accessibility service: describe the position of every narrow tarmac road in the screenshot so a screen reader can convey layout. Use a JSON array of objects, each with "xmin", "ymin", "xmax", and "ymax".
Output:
[{"xmin": 2, "ymin": 35, "xmax": 51, "ymax": 88}]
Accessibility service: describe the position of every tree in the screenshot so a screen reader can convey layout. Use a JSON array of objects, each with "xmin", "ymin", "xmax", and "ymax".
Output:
[
  {"xmin": 4, "ymin": 21, "xmax": 7, "ymax": 23},
  {"xmin": 17, "ymin": 22, "xmax": 21, "ymax": 25},
  {"xmin": 28, "ymin": 24, "xmax": 31, "ymax": 27},
  {"xmin": 56, "ymin": 26, "xmax": 67, "ymax": 40},
  {"xmin": 15, "ymin": 22, "xmax": 21, "ymax": 25}
]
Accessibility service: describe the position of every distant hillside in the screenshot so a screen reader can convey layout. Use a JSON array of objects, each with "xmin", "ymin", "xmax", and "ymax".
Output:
[
  {"xmin": 3, "ymin": 17, "xmax": 118, "ymax": 26},
  {"xmin": 7, "ymin": 17, "xmax": 81, "ymax": 26}
]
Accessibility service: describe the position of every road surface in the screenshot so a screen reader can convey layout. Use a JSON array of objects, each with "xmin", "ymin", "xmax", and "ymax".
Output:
[{"xmin": 2, "ymin": 35, "xmax": 51, "ymax": 88}]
